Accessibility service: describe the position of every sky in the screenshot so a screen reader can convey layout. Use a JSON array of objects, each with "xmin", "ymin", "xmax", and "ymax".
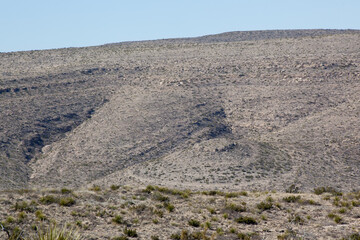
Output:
[{"xmin": 1, "ymin": 0, "xmax": 359, "ymax": 52}]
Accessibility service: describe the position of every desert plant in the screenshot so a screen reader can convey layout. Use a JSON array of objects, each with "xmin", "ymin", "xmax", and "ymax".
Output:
[
  {"xmin": 256, "ymin": 201, "xmax": 273, "ymax": 211},
  {"xmin": 31, "ymin": 224, "xmax": 83, "ymax": 240},
  {"xmin": 39, "ymin": 195, "xmax": 58, "ymax": 205},
  {"xmin": 89, "ymin": 185, "xmax": 101, "ymax": 192},
  {"xmin": 123, "ymin": 227, "xmax": 137, "ymax": 237},
  {"xmin": 153, "ymin": 193, "xmax": 169, "ymax": 202},
  {"xmin": 283, "ymin": 195, "xmax": 301, "ymax": 203},
  {"xmin": 170, "ymin": 233, "xmax": 181, "ymax": 240},
  {"xmin": 226, "ymin": 203, "xmax": 246, "ymax": 212},
  {"xmin": 35, "ymin": 210, "xmax": 46, "ymax": 221},
  {"xmin": 188, "ymin": 219, "xmax": 201, "ymax": 227},
  {"xmin": 112, "ymin": 215, "xmax": 124, "ymax": 225},
  {"xmin": 314, "ymin": 187, "xmax": 342, "ymax": 196},
  {"xmin": 59, "ymin": 197, "xmax": 76, "ymax": 207},
  {"xmin": 164, "ymin": 202, "xmax": 175, "ymax": 212},
  {"xmin": 61, "ymin": 188, "xmax": 72, "ymax": 194},
  {"xmin": 110, "ymin": 185, "xmax": 120, "ymax": 191},
  {"xmin": 235, "ymin": 216, "xmax": 257, "ymax": 225}
]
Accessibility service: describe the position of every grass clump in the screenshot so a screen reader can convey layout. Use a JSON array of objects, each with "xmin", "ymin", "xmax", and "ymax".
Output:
[
  {"xmin": 235, "ymin": 216, "xmax": 257, "ymax": 225},
  {"xmin": 170, "ymin": 233, "xmax": 181, "ymax": 240},
  {"xmin": 256, "ymin": 201, "xmax": 273, "ymax": 212},
  {"xmin": 39, "ymin": 195, "xmax": 59, "ymax": 205},
  {"xmin": 188, "ymin": 219, "xmax": 201, "ymax": 227},
  {"xmin": 61, "ymin": 188, "xmax": 72, "ymax": 194},
  {"xmin": 123, "ymin": 227, "xmax": 138, "ymax": 237},
  {"xmin": 59, "ymin": 197, "xmax": 76, "ymax": 207},
  {"xmin": 35, "ymin": 210, "xmax": 47, "ymax": 221},
  {"xmin": 328, "ymin": 213, "xmax": 343, "ymax": 224},
  {"xmin": 314, "ymin": 187, "xmax": 342, "ymax": 196},
  {"xmin": 226, "ymin": 203, "xmax": 246, "ymax": 212},
  {"xmin": 164, "ymin": 202, "xmax": 175, "ymax": 212},
  {"xmin": 153, "ymin": 193, "xmax": 169, "ymax": 202},
  {"xmin": 32, "ymin": 224, "xmax": 83, "ymax": 240},
  {"xmin": 89, "ymin": 185, "xmax": 101, "ymax": 192},
  {"xmin": 14, "ymin": 201, "xmax": 35, "ymax": 212},
  {"xmin": 283, "ymin": 195, "xmax": 301, "ymax": 203},
  {"xmin": 110, "ymin": 185, "xmax": 120, "ymax": 191},
  {"xmin": 112, "ymin": 215, "xmax": 124, "ymax": 225}
]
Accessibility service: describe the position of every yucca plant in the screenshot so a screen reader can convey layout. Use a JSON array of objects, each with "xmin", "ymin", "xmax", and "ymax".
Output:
[{"xmin": 30, "ymin": 224, "xmax": 82, "ymax": 240}]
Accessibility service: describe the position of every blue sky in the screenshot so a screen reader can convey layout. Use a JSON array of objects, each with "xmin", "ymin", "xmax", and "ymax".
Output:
[{"xmin": 1, "ymin": 0, "xmax": 359, "ymax": 52}]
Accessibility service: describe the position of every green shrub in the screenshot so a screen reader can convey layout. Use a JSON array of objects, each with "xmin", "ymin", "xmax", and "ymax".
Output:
[
  {"xmin": 238, "ymin": 232, "xmax": 252, "ymax": 240},
  {"xmin": 170, "ymin": 233, "xmax": 181, "ymax": 240},
  {"xmin": 110, "ymin": 185, "xmax": 120, "ymax": 191},
  {"xmin": 17, "ymin": 211, "xmax": 27, "ymax": 223},
  {"xmin": 256, "ymin": 201, "xmax": 273, "ymax": 211},
  {"xmin": 188, "ymin": 219, "xmax": 201, "ymax": 227},
  {"xmin": 153, "ymin": 193, "xmax": 169, "ymax": 202},
  {"xmin": 32, "ymin": 224, "xmax": 83, "ymax": 240},
  {"xmin": 283, "ymin": 195, "xmax": 301, "ymax": 203},
  {"xmin": 123, "ymin": 227, "xmax": 137, "ymax": 237},
  {"xmin": 89, "ymin": 185, "xmax": 101, "ymax": 192},
  {"xmin": 235, "ymin": 216, "xmax": 257, "ymax": 225},
  {"xmin": 314, "ymin": 187, "xmax": 342, "ymax": 196},
  {"xmin": 14, "ymin": 201, "xmax": 35, "ymax": 212},
  {"xmin": 164, "ymin": 202, "xmax": 175, "ymax": 212},
  {"xmin": 35, "ymin": 210, "xmax": 47, "ymax": 221},
  {"xmin": 226, "ymin": 203, "xmax": 246, "ymax": 212},
  {"xmin": 39, "ymin": 195, "xmax": 58, "ymax": 205},
  {"xmin": 59, "ymin": 197, "xmax": 76, "ymax": 207},
  {"xmin": 61, "ymin": 188, "xmax": 72, "ymax": 194},
  {"xmin": 112, "ymin": 215, "xmax": 124, "ymax": 224}
]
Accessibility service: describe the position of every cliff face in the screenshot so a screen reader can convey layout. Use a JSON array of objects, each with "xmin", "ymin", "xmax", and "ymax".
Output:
[{"xmin": 1, "ymin": 30, "xmax": 359, "ymax": 191}]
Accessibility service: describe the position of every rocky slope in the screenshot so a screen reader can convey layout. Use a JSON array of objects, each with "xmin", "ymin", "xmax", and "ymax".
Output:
[{"xmin": 0, "ymin": 30, "xmax": 359, "ymax": 192}]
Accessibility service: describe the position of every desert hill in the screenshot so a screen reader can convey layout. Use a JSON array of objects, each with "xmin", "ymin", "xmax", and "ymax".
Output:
[{"xmin": 0, "ymin": 29, "xmax": 359, "ymax": 192}]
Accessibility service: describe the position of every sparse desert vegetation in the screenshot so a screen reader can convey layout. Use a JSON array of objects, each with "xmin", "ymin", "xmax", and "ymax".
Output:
[
  {"xmin": 1, "ymin": 185, "xmax": 360, "ymax": 239},
  {"xmin": 1, "ymin": 30, "xmax": 360, "ymax": 238}
]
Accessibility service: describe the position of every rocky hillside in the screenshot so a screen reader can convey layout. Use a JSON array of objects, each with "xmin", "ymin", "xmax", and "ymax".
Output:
[{"xmin": 0, "ymin": 30, "xmax": 359, "ymax": 192}]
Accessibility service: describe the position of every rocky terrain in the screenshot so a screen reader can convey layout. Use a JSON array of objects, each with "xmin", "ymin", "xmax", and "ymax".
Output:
[{"xmin": 1, "ymin": 29, "xmax": 360, "ymax": 239}]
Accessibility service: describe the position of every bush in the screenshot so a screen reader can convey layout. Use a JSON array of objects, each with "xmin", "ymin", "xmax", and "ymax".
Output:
[
  {"xmin": 61, "ymin": 188, "xmax": 72, "ymax": 194},
  {"xmin": 170, "ymin": 233, "xmax": 181, "ymax": 240},
  {"xmin": 112, "ymin": 215, "xmax": 124, "ymax": 224},
  {"xmin": 14, "ymin": 201, "xmax": 35, "ymax": 212},
  {"xmin": 164, "ymin": 202, "xmax": 175, "ymax": 212},
  {"xmin": 314, "ymin": 187, "xmax": 342, "ymax": 196},
  {"xmin": 256, "ymin": 201, "xmax": 273, "ymax": 211},
  {"xmin": 35, "ymin": 210, "xmax": 46, "ymax": 221},
  {"xmin": 235, "ymin": 216, "xmax": 257, "ymax": 225},
  {"xmin": 89, "ymin": 185, "xmax": 101, "ymax": 192},
  {"xmin": 123, "ymin": 227, "xmax": 137, "ymax": 237},
  {"xmin": 226, "ymin": 203, "xmax": 246, "ymax": 212},
  {"xmin": 283, "ymin": 195, "xmax": 301, "ymax": 203},
  {"xmin": 39, "ymin": 195, "xmax": 58, "ymax": 205},
  {"xmin": 32, "ymin": 224, "xmax": 83, "ymax": 240},
  {"xmin": 110, "ymin": 185, "xmax": 120, "ymax": 191},
  {"xmin": 153, "ymin": 193, "xmax": 169, "ymax": 202},
  {"xmin": 188, "ymin": 219, "xmax": 201, "ymax": 227},
  {"xmin": 59, "ymin": 197, "xmax": 76, "ymax": 207}
]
